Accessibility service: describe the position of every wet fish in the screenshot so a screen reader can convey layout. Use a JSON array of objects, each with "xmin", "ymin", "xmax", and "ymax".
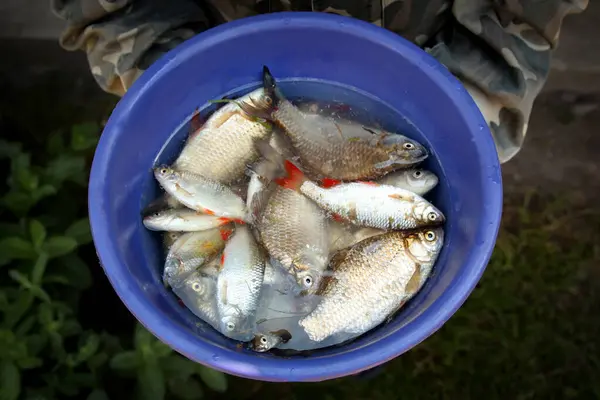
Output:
[
  {"xmin": 217, "ymin": 225, "xmax": 266, "ymax": 340},
  {"xmin": 300, "ymin": 180, "xmax": 445, "ymax": 230},
  {"xmin": 254, "ymin": 159, "xmax": 329, "ymax": 295},
  {"xmin": 377, "ymin": 169, "xmax": 439, "ymax": 197},
  {"xmin": 154, "ymin": 166, "xmax": 247, "ymax": 221},
  {"xmin": 299, "ymin": 228, "xmax": 444, "ymax": 342},
  {"xmin": 143, "ymin": 208, "xmax": 234, "ymax": 232},
  {"xmin": 163, "ymin": 227, "xmax": 233, "ymax": 288},
  {"xmin": 162, "ymin": 231, "xmax": 183, "ymax": 253},
  {"xmin": 328, "ymin": 220, "xmax": 385, "ymax": 253},
  {"xmin": 236, "ymin": 66, "xmax": 428, "ymax": 180},
  {"xmin": 250, "ymin": 329, "xmax": 292, "ymax": 352},
  {"xmin": 171, "ymin": 261, "xmax": 221, "ymax": 331},
  {"xmin": 174, "ymin": 88, "xmax": 273, "ymax": 184}
]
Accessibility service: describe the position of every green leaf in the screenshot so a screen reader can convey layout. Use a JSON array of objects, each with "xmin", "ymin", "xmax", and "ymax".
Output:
[
  {"xmin": 0, "ymin": 237, "xmax": 35, "ymax": 261},
  {"xmin": 29, "ymin": 220, "xmax": 46, "ymax": 250},
  {"xmin": 0, "ymin": 360, "xmax": 21, "ymax": 400},
  {"xmin": 45, "ymin": 154, "xmax": 85, "ymax": 186},
  {"xmin": 110, "ymin": 351, "xmax": 139, "ymax": 372},
  {"xmin": 15, "ymin": 169, "xmax": 39, "ymax": 192},
  {"xmin": 168, "ymin": 377, "xmax": 204, "ymax": 400},
  {"xmin": 31, "ymin": 253, "xmax": 49, "ymax": 285},
  {"xmin": 152, "ymin": 340, "xmax": 173, "ymax": 358},
  {"xmin": 162, "ymin": 355, "xmax": 197, "ymax": 381},
  {"xmin": 16, "ymin": 357, "xmax": 42, "ymax": 370},
  {"xmin": 42, "ymin": 236, "xmax": 78, "ymax": 258},
  {"xmin": 65, "ymin": 218, "xmax": 92, "ymax": 245},
  {"xmin": 2, "ymin": 191, "xmax": 35, "ymax": 216},
  {"xmin": 31, "ymin": 185, "xmax": 57, "ymax": 204},
  {"xmin": 3, "ymin": 292, "xmax": 34, "ymax": 329},
  {"xmin": 137, "ymin": 361, "xmax": 166, "ymax": 400},
  {"xmin": 77, "ymin": 334, "xmax": 100, "ymax": 363},
  {"xmin": 8, "ymin": 270, "xmax": 50, "ymax": 303},
  {"xmin": 46, "ymin": 133, "xmax": 65, "ymax": 156},
  {"xmin": 196, "ymin": 366, "xmax": 227, "ymax": 393},
  {"xmin": 0, "ymin": 140, "xmax": 23, "ymax": 160},
  {"xmin": 87, "ymin": 389, "xmax": 110, "ymax": 400},
  {"xmin": 25, "ymin": 334, "xmax": 47, "ymax": 356},
  {"xmin": 47, "ymin": 254, "xmax": 92, "ymax": 290},
  {"xmin": 134, "ymin": 324, "xmax": 154, "ymax": 350},
  {"xmin": 71, "ymin": 123, "xmax": 99, "ymax": 151}
]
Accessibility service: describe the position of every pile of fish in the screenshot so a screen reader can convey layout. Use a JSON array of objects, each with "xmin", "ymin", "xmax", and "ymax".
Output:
[{"xmin": 142, "ymin": 66, "xmax": 445, "ymax": 353}]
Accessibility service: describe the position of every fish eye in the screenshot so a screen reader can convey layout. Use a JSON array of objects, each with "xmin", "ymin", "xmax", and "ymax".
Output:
[
  {"xmin": 427, "ymin": 212, "xmax": 438, "ymax": 221},
  {"xmin": 413, "ymin": 170, "xmax": 422, "ymax": 178},
  {"xmin": 403, "ymin": 142, "xmax": 415, "ymax": 150},
  {"xmin": 260, "ymin": 336, "xmax": 268, "ymax": 344},
  {"xmin": 192, "ymin": 282, "xmax": 202, "ymax": 292},
  {"xmin": 265, "ymin": 96, "xmax": 273, "ymax": 105},
  {"xmin": 159, "ymin": 168, "xmax": 168, "ymax": 174},
  {"xmin": 226, "ymin": 322, "xmax": 235, "ymax": 331},
  {"xmin": 425, "ymin": 231, "xmax": 436, "ymax": 241},
  {"xmin": 303, "ymin": 276, "xmax": 313, "ymax": 288}
]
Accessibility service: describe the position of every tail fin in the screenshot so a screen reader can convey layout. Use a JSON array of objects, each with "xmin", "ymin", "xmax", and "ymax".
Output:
[{"xmin": 274, "ymin": 160, "xmax": 306, "ymax": 191}]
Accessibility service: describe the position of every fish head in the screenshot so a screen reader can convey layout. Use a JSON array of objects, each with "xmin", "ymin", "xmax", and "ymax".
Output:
[
  {"xmin": 386, "ymin": 135, "xmax": 429, "ymax": 166},
  {"xmin": 187, "ymin": 275, "xmax": 214, "ymax": 301},
  {"xmin": 406, "ymin": 227, "xmax": 445, "ymax": 263},
  {"xmin": 291, "ymin": 251, "xmax": 328, "ymax": 295},
  {"xmin": 153, "ymin": 165, "xmax": 179, "ymax": 187},
  {"xmin": 413, "ymin": 201, "xmax": 445, "ymax": 227},
  {"xmin": 220, "ymin": 306, "xmax": 244, "ymax": 334},
  {"xmin": 143, "ymin": 209, "xmax": 174, "ymax": 230},
  {"xmin": 250, "ymin": 329, "xmax": 292, "ymax": 352},
  {"xmin": 406, "ymin": 169, "xmax": 439, "ymax": 192}
]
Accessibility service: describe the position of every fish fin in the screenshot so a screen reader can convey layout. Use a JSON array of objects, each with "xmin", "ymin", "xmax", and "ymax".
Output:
[
  {"xmin": 388, "ymin": 193, "xmax": 413, "ymax": 201},
  {"xmin": 219, "ymin": 227, "xmax": 234, "ymax": 241},
  {"xmin": 262, "ymin": 66, "xmax": 282, "ymax": 106},
  {"xmin": 220, "ymin": 252, "xmax": 226, "ymax": 266},
  {"xmin": 273, "ymin": 160, "xmax": 306, "ymax": 191},
  {"xmin": 189, "ymin": 108, "xmax": 204, "ymax": 133},
  {"xmin": 247, "ymin": 182, "xmax": 276, "ymax": 223},
  {"xmin": 217, "ymin": 217, "xmax": 231, "ymax": 225},
  {"xmin": 359, "ymin": 181, "xmax": 379, "ymax": 187},
  {"xmin": 321, "ymin": 178, "xmax": 342, "ymax": 188},
  {"xmin": 253, "ymin": 139, "xmax": 287, "ymax": 179},
  {"xmin": 331, "ymin": 213, "xmax": 346, "ymax": 223}
]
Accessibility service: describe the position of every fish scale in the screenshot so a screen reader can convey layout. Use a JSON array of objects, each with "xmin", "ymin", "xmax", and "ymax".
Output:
[
  {"xmin": 299, "ymin": 229, "xmax": 444, "ymax": 342},
  {"xmin": 174, "ymin": 88, "xmax": 272, "ymax": 184},
  {"xmin": 256, "ymin": 186, "xmax": 329, "ymax": 292}
]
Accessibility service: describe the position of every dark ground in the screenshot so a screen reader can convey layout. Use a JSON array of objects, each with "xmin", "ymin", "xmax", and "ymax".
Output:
[{"xmin": 0, "ymin": 3, "xmax": 599, "ymax": 399}]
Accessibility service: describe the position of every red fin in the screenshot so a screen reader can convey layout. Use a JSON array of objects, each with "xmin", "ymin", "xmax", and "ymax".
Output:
[
  {"xmin": 177, "ymin": 299, "xmax": 185, "ymax": 308},
  {"xmin": 217, "ymin": 217, "xmax": 230, "ymax": 225},
  {"xmin": 332, "ymin": 213, "xmax": 345, "ymax": 222},
  {"xmin": 220, "ymin": 228, "xmax": 233, "ymax": 241},
  {"xmin": 273, "ymin": 160, "xmax": 305, "ymax": 190},
  {"xmin": 321, "ymin": 178, "xmax": 342, "ymax": 188},
  {"xmin": 359, "ymin": 181, "xmax": 379, "ymax": 186},
  {"xmin": 189, "ymin": 108, "xmax": 204, "ymax": 138},
  {"xmin": 220, "ymin": 253, "xmax": 226, "ymax": 266},
  {"xmin": 204, "ymin": 209, "xmax": 215, "ymax": 216},
  {"xmin": 231, "ymin": 218, "xmax": 245, "ymax": 225}
]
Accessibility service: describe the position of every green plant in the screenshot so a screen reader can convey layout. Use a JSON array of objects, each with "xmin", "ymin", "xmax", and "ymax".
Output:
[{"xmin": 0, "ymin": 124, "xmax": 227, "ymax": 400}]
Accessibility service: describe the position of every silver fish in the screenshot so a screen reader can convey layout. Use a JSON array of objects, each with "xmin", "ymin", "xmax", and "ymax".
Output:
[
  {"xmin": 299, "ymin": 228, "xmax": 444, "ymax": 342},
  {"xmin": 171, "ymin": 260, "xmax": 221, "ymax": 331},
  {"xmin": 250, "ymin": 329, "xmax": 292, "ymax": 352},
  {"xmin": 163, "ymin": 227, "xmax": 233, "ymax": 288},
  {"xmin": 377, "ymin": 169, "xmax": 439, "ymax": 197},
  {"xmin": 144, "ymin": 209, "xmax": 233, "ymax": 232},
  {"xmin": 327, "ymin": 220, "xmax": 385, "ymax": 253},
  {"xmin": 300, "ymin": 181, "xmax": 445, "ymax": 230},
  {"xmin": 217, "ymin": 226, "xmax": 266, "ymax": 340},
  {"xmin": 154, "ymin": 166, "xmax": 247, "ymax": 221},
  {"xmin": 174, "ymin": 88, "xmax": 273, "ymax": 184},
  {"xmin": 236, "ymin": 67, "xmax": 428, "ymax": 180}
]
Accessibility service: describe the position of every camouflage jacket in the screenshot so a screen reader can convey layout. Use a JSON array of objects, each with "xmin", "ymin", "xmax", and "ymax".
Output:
[{"xmin": 52, "ymin": 0, "xmax": 588, "ymax": 163}]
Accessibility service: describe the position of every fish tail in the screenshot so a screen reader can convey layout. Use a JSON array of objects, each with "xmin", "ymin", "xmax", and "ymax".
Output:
[
  {"xmin": 217, "ymin": 217, "xmax": 245, "ymax": 225},
  {"xmin": 274, "ymin": 160, "xmax": 306, "ymax": 191},
  {"xmin": 262, "ymin": 66, "xmax": 282, "ymax": 105},
  {"xmin": 320, "ymin": 178, "xmax": 342, "ymax": 188}
]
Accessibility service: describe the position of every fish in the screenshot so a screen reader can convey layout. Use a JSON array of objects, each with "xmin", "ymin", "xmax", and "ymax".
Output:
[
  {"xmin": 173, "ymin": 88, "xmax": 273, "ymax": 184},
  {"xmin": 143, "ymin": 208, "xmax": 234, "ymax": 232},
  {"xmin": 162, "ymin": 231, "xmax": 183, "ymax": 253},
  {"xmin": 377, "ymin": 169, "xmax": 439, "ymax": 197},
  {"xmin": 250, "ymin": 329, "xmax": 292, "ymax": 352},
  {"xmin": 217, "ymin": 225, "xmax": 266, "ymax": 339},
  {"xmin": 298, "ymin": 228, "xmax": 444, "ymax": 342},
  {"xmin": 327, "ymin": 220, "xmax": 385, "ymax": 253},
  {"xmin": 235, "ymin": 66, "xmax": 428, "ymax": 180},
  {"xmin": 154, "ymin": 166, "xmax": 247, "ymax": 221},
  {"xmin": 163, "ymin": 226, "xmax": 233, "ymax": 288},
  {"xmin": 253, "ymin": 158, "xmax": 329, "ymax": 295},
  {"xmin": 300, "ymin": 180, "xmax": 445, "ymax": 230},
  {"xmin": 171, "ymin": 260, "xmax": 221, "ymax": 331}
]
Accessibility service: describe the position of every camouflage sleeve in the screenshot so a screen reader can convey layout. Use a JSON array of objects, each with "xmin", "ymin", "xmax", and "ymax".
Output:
[
  {"xmin": 427, "ymin": 0, "xmax": 589, "ymax": 163},
  {"xmin": 51, "ymin": 0, "xmax": 211, "ymax": 96}
]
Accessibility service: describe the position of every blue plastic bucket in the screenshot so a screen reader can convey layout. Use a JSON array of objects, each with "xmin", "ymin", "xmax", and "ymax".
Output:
[{"xmin": 89, "ymin": 12, "xmax": 502, "ymax": 382}]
